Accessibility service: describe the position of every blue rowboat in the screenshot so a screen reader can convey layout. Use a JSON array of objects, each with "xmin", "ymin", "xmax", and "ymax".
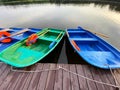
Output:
[
  {"xmin": 66, "ymin": 26, "xmax": 120, "ymax": 69},
  {"xmin": 0, "ymin": 28, "xmax": 41, "ymax": 52}
]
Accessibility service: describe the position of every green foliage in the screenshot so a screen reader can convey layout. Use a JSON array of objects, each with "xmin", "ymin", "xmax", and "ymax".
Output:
[{"xmin": 0, "ymin": 0, "xmax": 120, "ymax": 2}]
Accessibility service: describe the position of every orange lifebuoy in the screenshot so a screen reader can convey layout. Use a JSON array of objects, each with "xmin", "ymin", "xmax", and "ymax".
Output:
[
  {"xmin": 0, "ymin": 31, "xmax": 11, "ymax": 43},
  {"xmin": 71, "ymin": 40, "xmax": 80, "ymax": 51},
  {"xmin": 26, "ymin": 34, "xmax": 38, "ymax": 46}
]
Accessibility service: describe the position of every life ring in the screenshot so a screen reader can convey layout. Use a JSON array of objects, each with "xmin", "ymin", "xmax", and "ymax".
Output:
[
  {"xmin": 0, "ymin": 31, "xmax": 11, "ymax": 43},
  {"xmin": 26, "ymin": 34, "xmax": 38, "ymax": 46}
]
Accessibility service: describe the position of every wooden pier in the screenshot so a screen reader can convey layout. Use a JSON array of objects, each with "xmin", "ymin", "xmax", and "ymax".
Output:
[{"xmin": 0, "ymin": 63, "xmax": 119, "ymax": 90}]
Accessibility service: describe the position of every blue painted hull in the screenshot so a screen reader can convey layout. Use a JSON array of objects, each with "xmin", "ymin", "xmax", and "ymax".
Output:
[
  {"xmin": 0, "ymin": 28, "xmax": 41, "ymax": 52},
  {"xmin": 67, "ymin": 27, "xmax": 120, "ymax": 69}
]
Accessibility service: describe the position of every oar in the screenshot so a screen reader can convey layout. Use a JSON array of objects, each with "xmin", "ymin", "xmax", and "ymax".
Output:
[
  {"xmin": 66, "ymin": 29, "xmax": 80, "ymax": 51},
  {"xmin": 25, "ymin": 29, "xmax": 50, "ymax": 46},
  {"xmin": 36, "ymin": 28, "xmax": 50, "ymax": 36},
  {"xmin": 0, "ymin": 28, "xmax": 11, "ymax": 32},
  {"xmin": 0, "ymin": 28, "xmax": 30, "ymax": 42},
  {"xmin": 10, "ymin": 29, "xmax": 29, "ymax": 37},
  {"xmin": 71, "ymin": 40, "xmax": 80, "ymax": 51},
  {"xmin": 78, "ymin": 26, "xmax": 109, "ymax": 38},
  {"xmin": 38, "ymin": 30, "xmax": 50, "ymax": 37},
  {"xmin": 86, "ymin": 29, "xmax": 109, "ymax": 38},
  {"xmin": 49, "ymin": 31, "xmax": 63, "ymax": 49}
]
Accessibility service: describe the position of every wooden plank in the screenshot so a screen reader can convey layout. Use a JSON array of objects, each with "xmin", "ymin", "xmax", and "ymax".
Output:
[
  {"xmin": 13, "ymin": 72, "xmax": 29, "ymax": 90},
  {"xmin": 27, "ymin": 63, "xmax": 43, "ymax": 90},
  {"xmin": 0, "ymin": 63, "xmax": 3, "ymax": 68},
  {"xmin": 89, "ymin": 65, "xmax": 106, "ymax": 90},
  {"xmin": 97, "ymin": 67, "xmax": 116, "ymax": 90},
  {"xmin": 69, "ymin": 64, "xmax": 80, "ymax": 90},
  {"xmin": 106, "ymin": 70, "xmax": 120, "ymax": 90},
  {"xmin": 0, "ymin": 65, "xmax": 11, "ymax": 86},
  {"xmin": 54, "ymin": 64, "xmax": 63, "ymax": 90},
  {"xmin": 5, "ymin": 64, "xmax": 38, "ymax": 90},
  {"xmin": 0, "ymin": 63, "xmax": 8, "ymax": 76},
  {"xmin": 83, "ymin": 65, "xmax": 97, "ymax": 90},
  {"xmin": 37, "ymin": 64, "xmax": 50, "ymax": 90},
  {"xmin": 45, "ymin": 64, "xmax": 57, "ymax": 90},
  {"xmin": 62, "ymin": 64, "xmax": 71, "ymax": 90},
  {"xmin": 105, "ymin": 70, "xmax": 116, "ymax": 84},
  {"xmin": 22, "ymin": 64, "xmax": 41, "ymax": 90},
  {"xmin": 114, "ymin": 69, "xmax": 120, "ymax": 85},
  {"xmin": 0, "ymin": 66, "xmax": 20, "ymax": 89},
  {"xmin": 76, "ymin": 65, "xmax": 88, "ymax": 90},
  {"xmin": 104, "ymin": 69, "xmax": 117, "ymax": 90},
  {"xmin": 5, "ymin": 69, "xmax": 24, "ymax": 90},
  {"xmin": 14, "ymin": 64, "xmax": 38, "ymax": 90}
]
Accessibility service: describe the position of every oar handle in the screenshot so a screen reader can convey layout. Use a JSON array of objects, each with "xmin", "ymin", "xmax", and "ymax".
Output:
[
  {"xmin": 38, "ymin": 30, "xmax": 50, "ymax": 37},
  {"xmin": 55, "ymin": 31, "xmax": 63, "ymax": 40},
  {"xmin": 49, "ymin": 41, "xmax": 56, "ymax": 49},
  {"xmin": 87, "ymin": 29, "xmax": 109, "ymax": 38},
  {"xmin": 0, "ymin": 28, "xmax": 11, "ymax": 32},
  {"xmin": 49, "ymin": 31, "xmax": 63, "ymax": 49},
  {"xmin": 10, "ymin": 29, "xmax": 29, "ymax": 37},
  {"xmin": 78, "ymin": 26, "xmax": 109, "ymax": 38},
  {"xmin": 93, "ymin": 31, "xmax": 109, "ymax": 38}
]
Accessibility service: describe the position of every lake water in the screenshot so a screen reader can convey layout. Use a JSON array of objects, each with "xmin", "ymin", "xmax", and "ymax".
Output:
[{"xmin": 0, "ymin": 1, "xmax": 120, "ymax": 64}]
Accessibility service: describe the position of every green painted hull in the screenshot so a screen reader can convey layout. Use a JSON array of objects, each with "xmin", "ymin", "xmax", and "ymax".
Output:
[{"xmin": 0, "ymin": 28, "xmax": 65, "ymax": 67}]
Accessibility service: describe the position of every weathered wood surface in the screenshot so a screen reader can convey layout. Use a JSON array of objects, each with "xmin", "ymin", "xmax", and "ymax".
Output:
[
  {"xmin": 114, "ymin": 69, "xmax": 120, "ymax": 87},
  {"xmin": 0, "ymin": 63, "xmax": 118, "ymax": 90}
]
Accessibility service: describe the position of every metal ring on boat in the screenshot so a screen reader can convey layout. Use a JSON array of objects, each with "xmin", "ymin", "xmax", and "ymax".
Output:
[
  {"xmin": 0, "ymin": 31, "xmax": 11, "ymax": 43},
  {"xmin": 26, "ymin": 34, "xmax": 38, "ymax": 46}
]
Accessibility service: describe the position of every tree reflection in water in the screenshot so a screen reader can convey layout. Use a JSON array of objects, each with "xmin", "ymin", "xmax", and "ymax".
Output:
[{"xmin": 0, "ymin": 0, "xmax": 120, "ymax": 12}]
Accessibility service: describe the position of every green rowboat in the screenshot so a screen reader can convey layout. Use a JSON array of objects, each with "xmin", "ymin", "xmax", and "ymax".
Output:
[{"xmin": 0, "ymin": 28, "xmax": 65, "ymax": 67}]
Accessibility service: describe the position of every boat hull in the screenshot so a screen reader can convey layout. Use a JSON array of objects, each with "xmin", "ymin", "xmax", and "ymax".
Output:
[
  {"xmin": 0, "ymin": 28, "xmax": 65, "ymax": 67},
  {"xmin": 67, "ymin": 27, "xmax": 120, "ymax": 69}
]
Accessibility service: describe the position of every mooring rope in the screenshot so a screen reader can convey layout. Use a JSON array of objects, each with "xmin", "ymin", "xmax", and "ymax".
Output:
[
  {"xmin": 107, "ymin": 64, "xmax": 120, "ymax": 89},
  {"xmin": 10, "ymin": 66, "xmax": 60, "ymax": 73},
  {"xmin": 10, "ymin": 65, "xmax": 120, "ymax": 88},
  {"xmin": 59, "ymin": 66, "xmax": 120, "ymax": 88}
]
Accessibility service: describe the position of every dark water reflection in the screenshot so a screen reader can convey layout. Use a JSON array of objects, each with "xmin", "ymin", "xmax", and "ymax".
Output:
[
  {"xmin": 0, "ymin": 0, "xmax": 120, "ymax": 12},
  {"xmin": 0, "ymin": 1, "xmax": 120, "ymax": 64}
]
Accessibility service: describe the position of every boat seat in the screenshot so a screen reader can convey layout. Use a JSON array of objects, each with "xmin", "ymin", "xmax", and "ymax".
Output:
[
  {"xmin": 79, "ymin": 51, "xmax": 118, "ymax": 65},
  {"xmin": 49, "ymin": 30, "xmax": 62, "ymax": 33},
  {"xmin": 71, "ymin": 38, "xmax": 98, "ymax": 42},
  {"xmin": 68, "ymin": 31, "xmax": 86, "ymax": 33},
  {"xmin": 38, "ymin": 37, "xmax": 55, "ymax": 42},
  {"xmin": 67, "ymin": 29, "xmax": 79, "ymax": 31}
]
